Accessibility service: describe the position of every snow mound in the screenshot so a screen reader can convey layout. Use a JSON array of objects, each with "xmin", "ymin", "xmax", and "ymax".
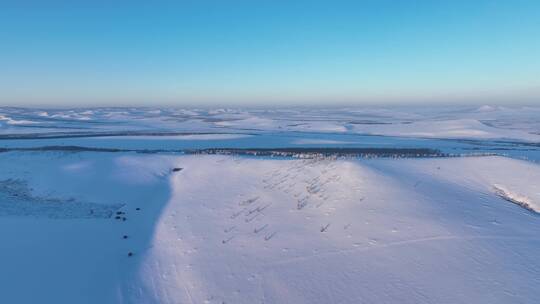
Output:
[{"xmin": 476, "ymin": 105, "xmax": 498, "ymax": 112}]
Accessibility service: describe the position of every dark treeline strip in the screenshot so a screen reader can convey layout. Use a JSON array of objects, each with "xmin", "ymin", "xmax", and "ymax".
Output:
[
  {"xmin": 190, "ymin": 147, "xmax": 448, "ymax": 158},
  {"xmin": 0, "ymin": 146, "xmax": 500, "ymax": 159}
]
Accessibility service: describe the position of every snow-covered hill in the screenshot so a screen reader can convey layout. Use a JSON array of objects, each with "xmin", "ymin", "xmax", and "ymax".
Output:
[{"xmin": 1, "ymin": 152, "xmax": 539, "ymax": 303}]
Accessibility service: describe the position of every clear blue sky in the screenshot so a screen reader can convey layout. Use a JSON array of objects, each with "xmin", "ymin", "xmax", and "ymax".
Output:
[{"xmin": 1, "ymin": 0, "xmax": 539, "ymax": 106}]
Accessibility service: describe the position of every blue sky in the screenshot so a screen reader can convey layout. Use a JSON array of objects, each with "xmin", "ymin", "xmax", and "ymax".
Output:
[{"xmin": 1, "ymin": 0, "xmax": 539, "ymax": 106}]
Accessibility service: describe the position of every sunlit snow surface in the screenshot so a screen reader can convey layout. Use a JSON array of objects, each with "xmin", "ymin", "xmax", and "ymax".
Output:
[
  {"xmin": 1, "ymin": 105, "xmax": 540, "ymax": 139},
  {"xmin": 0, "ymin": 106, "xmax": 539, "ymax": 304}
]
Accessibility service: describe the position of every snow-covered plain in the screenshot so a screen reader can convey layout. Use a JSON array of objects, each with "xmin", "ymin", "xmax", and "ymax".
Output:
[
  {"xmin": 2, "ymin": 105, "xmax": 540, "ymax": 141},
  {"xmin": 0, "ymin": 107, "xmax": 539, "ymax": 303}
]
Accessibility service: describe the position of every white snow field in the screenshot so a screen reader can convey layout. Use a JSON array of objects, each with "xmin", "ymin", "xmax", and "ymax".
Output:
[
  {"xmin": 0, "ymin": 105, "xmax": 539, "ymax": 303},
  {"xmin": 2, "ymin": 105, "xmax": 540, "ymax": 141},
  {"xmin": 1, "ymin": 151, "xmax": 539, "ymax": 304}
]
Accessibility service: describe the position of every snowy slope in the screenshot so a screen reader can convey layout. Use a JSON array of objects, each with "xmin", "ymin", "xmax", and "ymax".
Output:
[
  {"xmin": 0, "ymin": 152, "xmax": 174, "ymax": 304},
  {"xmin": 1, "ymin": 152, "xmax": 539, "ymax": 303},
  {"xmin": 134, "ymin": 155, "xmax": 540, "ymax": 304}
]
